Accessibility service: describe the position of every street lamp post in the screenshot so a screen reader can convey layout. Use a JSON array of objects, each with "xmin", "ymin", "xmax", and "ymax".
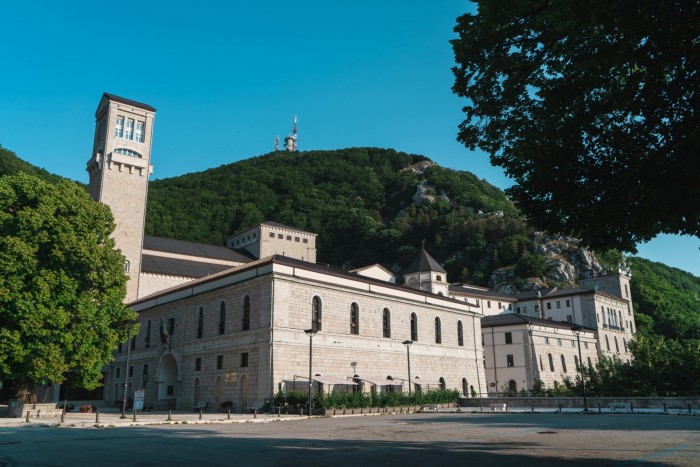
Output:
[
  {"xmin": 304, "ymin": 328, "xmax": 318, "ymax": 414},
  {"xmin": 572, "ymin": 326, "xmax": 588, "ymax": 412},
  {"xmin": 402, "ymin": 340, "xmax": 413, "ymax": 395},
  {"xmin": 121, "ymin": 327, "xmax": 132, "ymax": 419}
]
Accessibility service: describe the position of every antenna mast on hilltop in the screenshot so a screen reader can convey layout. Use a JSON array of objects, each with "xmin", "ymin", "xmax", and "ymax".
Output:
[
  {"xmin": 293, "ymin": 115, "xmax": 298, "ymax": 151},
  {"xmin": 274, "ymin": 135, "xmax": 279, "ymax": 151}
]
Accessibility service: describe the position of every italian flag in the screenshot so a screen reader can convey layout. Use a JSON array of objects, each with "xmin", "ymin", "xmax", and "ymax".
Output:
[{"xmin": 160, "ymin": 317, "xmax": 169, "ymax": 344}]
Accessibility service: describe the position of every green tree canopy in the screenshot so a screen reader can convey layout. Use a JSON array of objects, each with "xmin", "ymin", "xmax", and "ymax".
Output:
[
  {"xmin": 451, "ymin": 1, "xmax": 700, "ymax": 252},
  {"xmin": 0, "ymin": 174, "xmax": 135, "ymax": 390}
]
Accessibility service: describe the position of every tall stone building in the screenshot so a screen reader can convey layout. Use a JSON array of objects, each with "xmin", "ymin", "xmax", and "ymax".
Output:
[{"xmin": 86, "ymin": 93, "xmax": 156, "ymax": 302}]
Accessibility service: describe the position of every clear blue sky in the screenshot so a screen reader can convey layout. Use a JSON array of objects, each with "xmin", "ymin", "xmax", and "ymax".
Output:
[{"xmin": 1, "ymin": 1, "xmax": 697, "ymax": 276}]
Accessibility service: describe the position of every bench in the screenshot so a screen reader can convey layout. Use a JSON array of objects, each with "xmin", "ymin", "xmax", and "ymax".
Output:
[
  {"xmin": 490, "ymin": 403, "xmax": 507, "ymax": 412},
  {"xmin": 193, "ymin": 401, "xmax": 209, "ymax": 412},
  {"xmin": 609, "ymin": 403, "xmax": 631, "ymax": 412}
]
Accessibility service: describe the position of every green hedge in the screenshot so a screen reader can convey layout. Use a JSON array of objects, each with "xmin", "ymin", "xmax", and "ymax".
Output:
[{"xmin": 274, "ymin": 389, "xmax": 459, "ymax": 410}]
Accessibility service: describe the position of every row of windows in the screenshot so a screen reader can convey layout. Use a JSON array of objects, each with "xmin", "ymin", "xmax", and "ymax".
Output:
[
  {"xmin": 543, "ymin": 336, "xmax": 589, "ymax": 349},
  {"xmin": 538, "ymin": 353, "xmax": 593, "ymax": 373},
  {"xmin": 194, "ymin": 352, "xmax": 249, "ymax": 372},
  {"xmin": 121, "ymin": 298, "xmax": 252, "ymax": 352},
  {"xmin": 115, "ymin": 116, "xmax": 145, "ymax": 142},
  {"xmin": 310, "ymin": 297, "xmax": 466, "ymax": 346},
  {"xmin": 604, "ymin": 335, "xmax": 628, "ymax": 353}
]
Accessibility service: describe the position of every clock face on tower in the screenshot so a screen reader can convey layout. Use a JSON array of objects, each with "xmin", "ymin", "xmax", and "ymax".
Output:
[{"xmin": 407, "ymin": 277, "xmax": 417, "ymax": 288}]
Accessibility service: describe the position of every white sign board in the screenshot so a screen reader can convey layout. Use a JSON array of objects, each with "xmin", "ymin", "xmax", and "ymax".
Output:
[{"xmin": 134, "ymin": 389, "xmax": 145, "ymax": 411}]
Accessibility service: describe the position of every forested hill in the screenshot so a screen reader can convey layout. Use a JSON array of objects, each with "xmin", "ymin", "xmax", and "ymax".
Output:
[
  {"xmin": 144, "ymin": 148, "xmax": 523, "ymax": 280},
  {"xmin": 0, "ymin": 146, "xmax": 66, "ymax": 185}
]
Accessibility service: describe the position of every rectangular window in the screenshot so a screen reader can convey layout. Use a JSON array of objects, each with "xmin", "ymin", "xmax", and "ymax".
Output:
[
  {"xmin": 556, "ymin": 301, "xmax": 561, "ymax": 308},
  {"xmin": 129, "ymin": 366, "xmax": 134, "ymax": 377},
  {"xmin": 143, "ymin": 364, "xmax": 148, "ymax": 384},
  {"xmin": 523, "ymin": 306, "xmax": 528, "ymax": 313},
  {"xmin": 584, "ymin": 342, "xmax": 589, "ymax": 349},
  {"xmin": 217, "ymin": 355, "xmax": 224, "ymax": 370},
  {"xmin": 303, "ymin": 238, "xmax": 308, "ymax": 243},
  {"xmin": 116, "ymin": 367, "xmax": 121, "ymax": 378},
  {"xmin": 168, "ymin": 318, "xmax": 175, "ymax": 335},
  {"xmin": 278, "ymin": 234, "xmax": 283, "ymax": 239},
  {"xmin": 125, "ymin": 119, "xmax": 134, "ymax": 140},
  {"xmin": 516, "ymin": 307, "xmax": 521, "ymax": 314},
  {"xmin": 118, "ymin": 343, "xmax": 123, "ymax": 353},
  {"xmin": 507, "ymin": 355, "xmax": 514, "ymax": 367},
  {"xmin": 547, "ymin": 302, "xmax": 552, "ymax": 310},
  {"xmin": 195, "ymin": 358, "xmax": 201, "ymax": 371},
  {"xmin": 487, "ymin": 301, "xmax": 491, "ymax": 308},
  {"xmin": 269, "ymin": 232, "xmax": 275, "ymax": 238},
  {"xmin": 508, "ymin": 304, "xmax": 512, "ymax": 310},
  {"xmin": 241, "ymin": 353, "xmax": 249, "ymax": 368},
  {"xmin": 167, "ymin": 385, "xmax": 174, "ymax": 396},
  {"xmin": 566, "ymin": 299, "xmax": 571, "ymax": 307},
  {"xmin": 130, "ymin": 336, "xmax": 136, "ymax": 351},
  {"xmin": 557, "ymin": 338, "xmax": 562, "ymax": 346},
  {"xmin": 115, "ymin": 116, "xmax": 124, "ymax": 138},
  {"xmin": 286, "ymin": 235, "xmax": 292, "ymax": 241},
  {"xmin": 498, "ymin": 302, "xmax": 502, "ymax": 309},
  {"xmin": 544, "ymin": 337, "xmax": 550, "ymax": 345},
  {"xmin": 505, "ymin": 332, "xmax": 512, "ymax": 344},
  {"xmin": 567, "ymin": 315, "xmax": 573, "ymax": 323},
  {"xmin": 571, "ymin": 340, "xmax": 576, "ymax": 347},
  {"xmin": 295, "ymin": 237, "xmax": 300, "ymax": 242},
  {"xmin": 135, "ymin": 121, "xmax": 144, "ymax": 143}
]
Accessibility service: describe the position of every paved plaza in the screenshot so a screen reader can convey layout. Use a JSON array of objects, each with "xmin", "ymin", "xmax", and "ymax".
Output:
[{"xmin": 0, "ymin": 411, "xmax": 698, "ymax": 466}]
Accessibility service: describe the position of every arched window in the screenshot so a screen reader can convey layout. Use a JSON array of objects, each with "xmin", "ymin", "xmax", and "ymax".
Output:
[
  {"xmin": 312, "ymin": 296, "xmax": 322, "ymax": 331},
  {"xmin": 434, "ymin": 317, "xmax": 442, "ymax": 344},
  {"xmin": 605, "ymin": 335, "xmax": 610, "ymax": 351},
  {"xmin": 539, "ymin": 355, "xmax": 544, "ymax": 371},
  {"xmin": 561, "ymin": 355, "xmax": 567, "ymax": 373},
  {"xmin": 123, "ymin": 260, "xmax": 130, "ymax": 273},
  {"xmin": 548, "ymin": 353, "xmax": 554, "ymax": 372},
  {"xmin": 243, "ymin": 296, "xmax": 250, "ymax": 330},
  {"xmin": 624, "ymin": 283, "xmax": 629, "ymax": 297},
  {"xmin": 439, "ymin": 377, "xmax": 446, "ymax": 390},
  {"xmin": 614, "ymin": 336, "xmax": 619, "ymax": 352},
  {"xmin": 382, "ymin": 308, "xmax": 391, "ymax": 338},
  {"xmin": 219, "ymin": 301, "xmax": 226, "ymax": 335},
  {"xmin": 197, "ymin": 307, "xmax": 204, "ymax": 339},
  {"xmin": 350, "ymin": 302, "xmax": 359, "ymax": 335},
  {"xmin": 574, "ymin": 355, "xmax": 579, "ymax": 370},
  {"xmin": 587, "ymin": 356, "xmax": 593, "ymax": 368},
  {"xmin": 410, "ymin": 313, "xmax": 418, "ymax": 341},
  {"xmin": 601, "ymin": 306, "xmax": 606, "ymax": 324},
  {"xmin": 508, "ymin": 380, "xmax": 517, "ymax": 392},
  {"xmin": 457, "ymin": 321, "xmax": 464, "ymax": 347},
  {"xmin": 623, "ymin": 338, "xmax": 628, "ymax": 353},
  {"xmin": 145, "ymin": 320, "xmax": 151, "ymax": 348},
  {"xmin": 462, "ymin": 378, "xmax": 469, "ymax": 396}
]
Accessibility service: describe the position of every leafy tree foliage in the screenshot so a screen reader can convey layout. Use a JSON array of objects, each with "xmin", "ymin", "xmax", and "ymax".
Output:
[
  {"xmin": 451, "ymin": 1, "xmax": 700, "ymax": 252},
  {"xmin": 0, "ymin": 174, "xmax": 135, "ymax": 391}
]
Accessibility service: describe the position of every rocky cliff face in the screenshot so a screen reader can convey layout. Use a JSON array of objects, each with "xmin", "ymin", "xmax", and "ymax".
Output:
[{"xmin": 490, "ymin": 232, "xmax": 604, "ymax": 293}]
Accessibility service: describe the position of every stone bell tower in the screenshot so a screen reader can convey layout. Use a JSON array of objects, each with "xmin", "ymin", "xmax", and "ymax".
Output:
[{"xmin": 86, "ymin": 93, "xmax": 156, "ymax": 303}]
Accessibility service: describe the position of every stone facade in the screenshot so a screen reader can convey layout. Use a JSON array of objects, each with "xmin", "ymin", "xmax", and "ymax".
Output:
[
  {"xmin": 482, "ymin": 316, "xmax": 599, "ymax": 393},
  {"xmin": 106, "ymin": 257, "xmax": 485, "ymax": 412}
]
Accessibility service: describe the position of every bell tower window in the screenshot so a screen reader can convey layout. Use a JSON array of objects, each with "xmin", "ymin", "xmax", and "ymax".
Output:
[{"xmin": 115, "ymin": 116, "xmax": 124, "ymax": 138}]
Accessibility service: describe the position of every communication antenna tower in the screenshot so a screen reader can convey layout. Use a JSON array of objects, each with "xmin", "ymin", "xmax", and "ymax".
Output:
[
  {"xmin": 293, "ymin": 115, "xmax": 298, "ymax": 151},
  {"xmin": 274, "ymin": 135, "xmax": 279, "ymax": 151}
]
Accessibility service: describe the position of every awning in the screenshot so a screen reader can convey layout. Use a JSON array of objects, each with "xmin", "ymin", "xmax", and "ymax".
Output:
[
  {"xmin": 294, "ymin": 375, "xmax": 358, "ymax": 385},
  {"xmin": 359, "ymin": 377, "xmax": 403, "ymax": 387}
]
